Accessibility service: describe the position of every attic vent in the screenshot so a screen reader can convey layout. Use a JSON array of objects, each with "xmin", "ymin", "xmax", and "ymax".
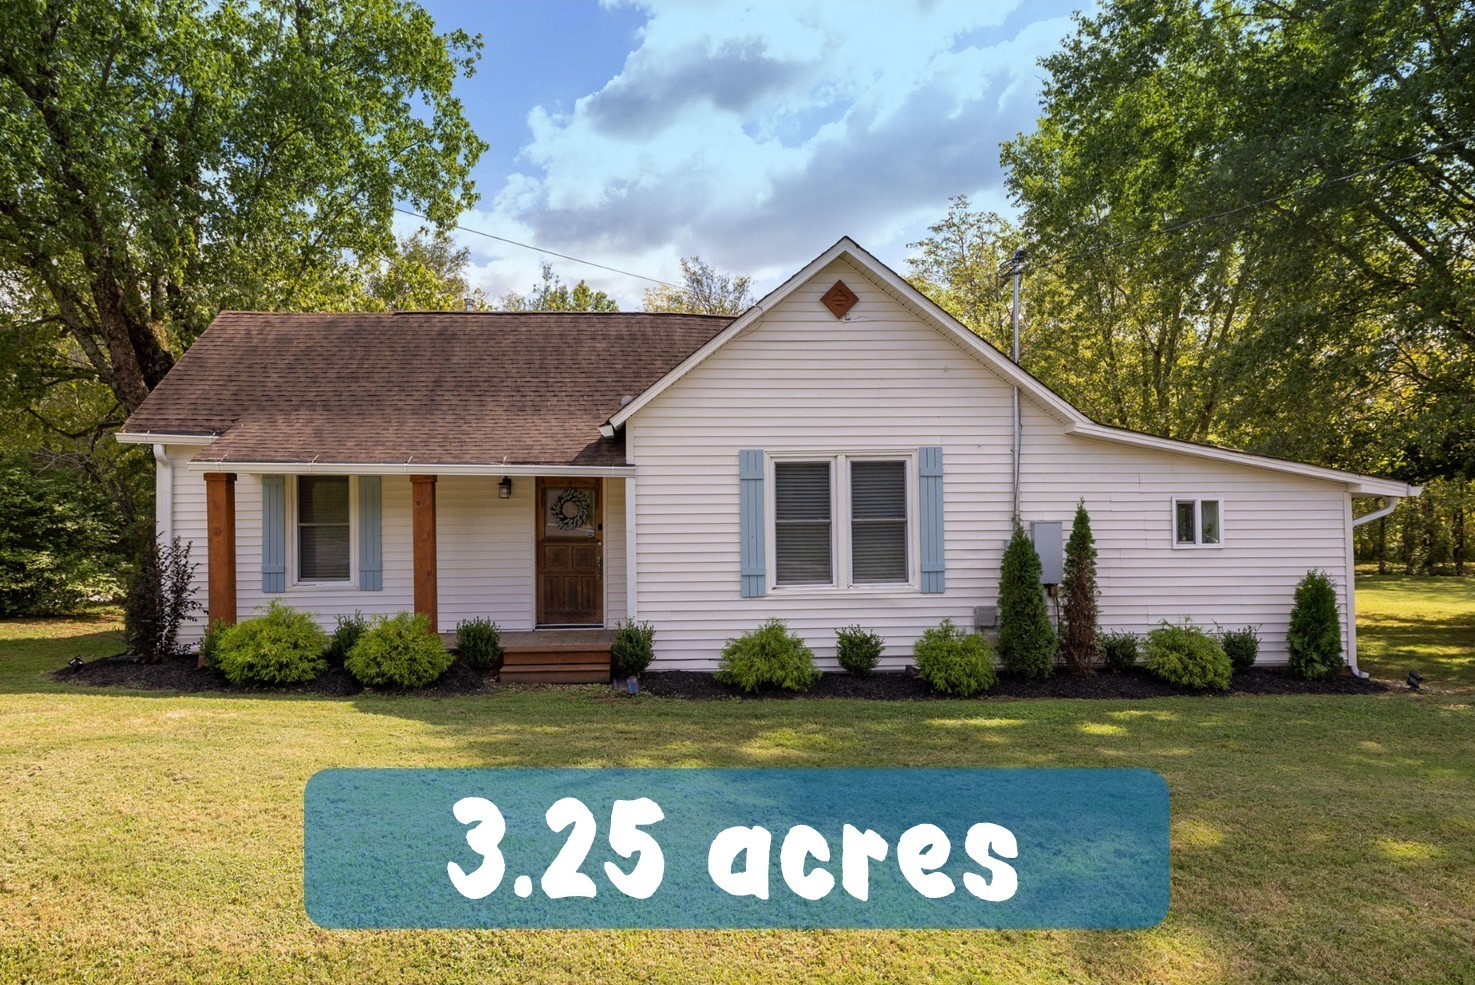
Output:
[
  {"xmin": 821, "ymin": 280, "xmax": 858, "ymax": 319},
  {"xmin": 619, "ymin": 394, "xmax": 634, "ymax": 406}
]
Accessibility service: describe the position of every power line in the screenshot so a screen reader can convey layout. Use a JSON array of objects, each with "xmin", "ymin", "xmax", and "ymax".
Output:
[
  {"xmin": 392, "ymin": 207, "xmax": 681, "ymax": 290},
  {"xmin": 1034, "ymin": 132, "xmax": 1475, "ymax": 269},
  {"xmin": 1, "ymin": 86, "xmax": 683, "ymax": 293}
]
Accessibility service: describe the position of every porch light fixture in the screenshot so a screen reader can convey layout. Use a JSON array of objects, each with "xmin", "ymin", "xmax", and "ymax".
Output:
[{"xmin": 498, "ymin": 476, "xmax": 513, "ymax": 499}]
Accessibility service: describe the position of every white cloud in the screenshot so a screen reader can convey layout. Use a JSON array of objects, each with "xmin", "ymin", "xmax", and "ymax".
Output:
[{"xmin": 456, "ymin": 1, "xmax": 1078, "ymax": 307}]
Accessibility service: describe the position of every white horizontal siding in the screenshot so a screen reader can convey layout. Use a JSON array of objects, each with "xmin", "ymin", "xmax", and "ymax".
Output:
[
  {"xmin": 436, "ymin": 476, "xmax": 534, "ymax": 631},
  {"xmin": 163, "ymin": 458, "xmax": 626, "ymax": 644},
  {"xmin": 605, "ymin": 478, "xmax": 628, "ymax": 625},
  {"xmin": 627, "ymin": 257, "xmax": 1353, "ymax": 670}
]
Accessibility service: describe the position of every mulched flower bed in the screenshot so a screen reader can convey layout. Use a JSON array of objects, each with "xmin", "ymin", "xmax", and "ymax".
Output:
[
  {"xmin": 56, "ymin": 654, "xmax": 1393, "ymax": 700},
  {"xmin": 637, "ymin": 666, "xmax": 1394, "ymax": 701},
  {"xmin": 53, "ymin": 652, "xmax": 491, "ymax": 697}
]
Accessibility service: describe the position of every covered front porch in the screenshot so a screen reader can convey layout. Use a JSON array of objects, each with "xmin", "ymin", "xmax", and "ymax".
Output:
[{"xmin": 194, "ymin": 464, "xmax": 633, "ymax": 683}]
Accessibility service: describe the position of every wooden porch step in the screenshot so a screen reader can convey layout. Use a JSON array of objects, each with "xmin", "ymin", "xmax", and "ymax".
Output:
[
  {"xmin": 501, "ymin": 662, "xmax": 612, "ymax": 684},
  {"xmin": 498, "ymin": 630, "xmax": 613, "ymax": 683}
]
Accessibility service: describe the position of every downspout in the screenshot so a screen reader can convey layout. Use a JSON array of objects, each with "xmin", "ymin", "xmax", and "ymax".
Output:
[
  {"xmin": 1007, "ymin": 249, "xmax": 1025, "ymax": 525},
  {"xmin": 153, "ymin": 443, "xmax": 173, "ymax": 543},
  {"xmin": 1351, "ymin": 497, "xmax": 1399, "ymax": 530},
  {"xmin": 1344, "ymin": 496, "xmax": 1404, "ymax": 678}
]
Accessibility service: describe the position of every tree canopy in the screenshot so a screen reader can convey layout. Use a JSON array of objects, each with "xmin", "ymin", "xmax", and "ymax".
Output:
[
  {"xmin": 642, "ymin": 256, "xmax": 754, "ymax": 315},
  {"xmin": 0, "ymin": 0, "xmax": 487, "ymax": 415},
  {"xmin": 500, "ymin": 262, "xmax": 619, "ymax": 312},
  {"xmin": 992, "ymin": 0, "xmax": 1472, "ymax": 480}
]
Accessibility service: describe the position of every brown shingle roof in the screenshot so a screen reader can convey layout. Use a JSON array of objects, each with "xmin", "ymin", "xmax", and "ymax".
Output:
[{"xmin": 120, "ymin": 311, "xmax": 733, "ymax": 466}]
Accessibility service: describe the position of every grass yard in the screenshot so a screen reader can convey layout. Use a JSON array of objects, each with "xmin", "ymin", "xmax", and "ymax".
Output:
[
  {"xmin": 1356, "ymin": 574, "xmax": 1475, "ymax": 689},
  {"xmin": 1, "ymin": 579, "xmax": 1473, "ymax": 984}
]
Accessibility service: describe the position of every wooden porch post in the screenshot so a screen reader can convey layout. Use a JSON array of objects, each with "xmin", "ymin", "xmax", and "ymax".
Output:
[
  {"xmin": 204, "ymin": 473, "xmax": 237, "ymax": 654},
  {"xmin": 411, "ymin": 474, "xmax": 438, "ymax": 632}
]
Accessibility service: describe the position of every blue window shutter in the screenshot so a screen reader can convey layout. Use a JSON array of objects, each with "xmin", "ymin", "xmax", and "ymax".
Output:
[
  {"xmin": 261, "ymin": 475, "xmax": 286, "ymax": 593},
  {"xmin": 919, "ymin": 447, "xmax": 945, "ymax": 593},
  {"xmin": 739, "ymin": 450, "xmax": 766, "ymax": 597},
  {"xmin": 359, "ymin": 476, "xmax": 383, "ymax": 591}
]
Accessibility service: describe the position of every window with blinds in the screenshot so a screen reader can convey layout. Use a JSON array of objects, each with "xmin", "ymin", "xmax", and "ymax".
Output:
[
  {"xmin": 774, "ymin": 462, "xmax": 832, "ymax": 585},
  {"xmin": 298, "ymin": 476, "xmax": 351, "ymax": 580},
  {"xmin": 851, "ymin": 460, "xmax": 907, "ymax": 582}
]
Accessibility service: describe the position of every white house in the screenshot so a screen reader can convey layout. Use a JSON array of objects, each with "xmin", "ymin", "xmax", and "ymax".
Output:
[{"xmin": 117, "ymin": 238, "xmax": 1416, "ymax": 680}]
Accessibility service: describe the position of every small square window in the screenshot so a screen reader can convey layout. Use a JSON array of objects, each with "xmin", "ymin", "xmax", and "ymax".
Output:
[{"xmin": 1174, "ymin": 499, "xmax": 1223, "ymax": 547}]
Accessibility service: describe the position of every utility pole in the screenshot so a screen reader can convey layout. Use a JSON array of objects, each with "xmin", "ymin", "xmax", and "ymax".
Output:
[{"xmin": 1002, "ymin": 248, "xmax": 1026, "ymax": 525}]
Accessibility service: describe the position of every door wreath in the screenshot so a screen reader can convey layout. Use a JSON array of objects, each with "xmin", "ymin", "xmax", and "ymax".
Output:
[{"xmin": 550, "ymin": 488, "xmax": 593, "ymax": 531}]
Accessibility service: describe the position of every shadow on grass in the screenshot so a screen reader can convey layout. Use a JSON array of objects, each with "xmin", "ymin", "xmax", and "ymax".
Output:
[{"xmin": 1356, "ymin": 575, "xmax": 1475, "ymax": 691}]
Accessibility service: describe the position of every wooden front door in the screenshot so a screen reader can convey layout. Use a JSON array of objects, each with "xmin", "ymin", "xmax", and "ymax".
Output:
[{"xmin": 536, "ymin": 478, "xmax": 603, "ymax": 626}]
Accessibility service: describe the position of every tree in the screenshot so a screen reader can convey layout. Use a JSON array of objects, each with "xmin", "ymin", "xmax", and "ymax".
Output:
[
  {"xmin": 1059, "ymin": 500, "xmax": 1100, "ymax": 674},
  {"xmin": 365, "ymin": 231, "xmax": 485, "ymax": 312},
  {"xmin": 501, "ymin": 263, "xmax": 619, "ymax": 312},
  {"xmin": 0, "ymin": 0, "xmax": 487, "ymax": 415},
  {"xmin": 997, "ymin": 0, "xmax": 1472, "ymax": 480},
  {"xmin": 997, "ymin": 525, "xmax": 1057, "ymax": 679},
  {"xmin": 642, "ymin": 257, "xmax": 753, "ymax": 315},
  {"xmin": 906, "ymin": 196, "xmax": 1026, "ymax": 349},
  {"xmin": 0, "ymin": 455, "xmax": 119, "ymax": 615}
]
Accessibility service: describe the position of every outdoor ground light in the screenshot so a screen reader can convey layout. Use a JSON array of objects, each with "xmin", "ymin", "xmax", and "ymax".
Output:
[
  {"xmin": 498, "ymin": 476, "xmax": 512, "ymax": 499},
  {"xmin": 67, "ymin": 656, "xmax": 83, "ymax": 671},
  {"xmin": 1407, "ymin": 671, "xmax": 1423, "ymax": 691}
]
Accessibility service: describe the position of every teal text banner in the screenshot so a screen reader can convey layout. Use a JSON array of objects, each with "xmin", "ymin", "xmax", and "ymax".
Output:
[{"xmin": 304, "ymin": 767, "xmax": 1169, "ymax": 929}]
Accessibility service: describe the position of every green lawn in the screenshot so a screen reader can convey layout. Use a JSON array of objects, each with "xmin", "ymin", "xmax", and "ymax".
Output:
[
  {"xmin": 1356, "ymin": 574, "xmax": 1475, "ymax": 689},
  {"xmin": 1, "ymin": 580, "xmax": 1473, "ymax": 984}
]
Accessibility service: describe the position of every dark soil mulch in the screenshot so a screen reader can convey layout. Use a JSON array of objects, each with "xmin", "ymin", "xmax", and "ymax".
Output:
[
  {"xmin": 54, "ymin": 653, "xmax": 1393, "ymax": 701},
  {"xmin": 52, "ymin": 652, "xmax": 490, "ymax": 697},
  {"xmin": 637, "ymin": 666, "xmax": 1394, "ymax": 701}
]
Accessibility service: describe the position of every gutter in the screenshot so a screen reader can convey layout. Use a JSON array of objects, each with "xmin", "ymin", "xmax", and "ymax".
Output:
[
  {"xmin": 181, "ymin": 460, "xmax": 636, "ymax": 478},
  {"xmin": 1344, "ymin": 494, "xmax": 1415, "ymax": 678}
]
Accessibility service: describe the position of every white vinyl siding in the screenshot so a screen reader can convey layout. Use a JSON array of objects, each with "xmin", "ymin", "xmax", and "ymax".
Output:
[{"xmin": 623, "ymin": 256, "xmax": 1354, "ymax": 670}]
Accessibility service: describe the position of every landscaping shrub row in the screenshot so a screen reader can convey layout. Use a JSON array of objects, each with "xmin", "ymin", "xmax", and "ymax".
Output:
[{"xmin": 202, "ymin": 603, "xmax": 499, "ymax": 689}]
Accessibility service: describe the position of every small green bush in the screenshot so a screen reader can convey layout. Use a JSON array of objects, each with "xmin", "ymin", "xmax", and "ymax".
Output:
[
  {"xmin": 835, "ymin": 625, "xmax": 884, "ymax": 676},
  {"xmin": 998, "ymin": 525, "xmax": 1057, "ymax": 679},
  {"xmin": 1100, "ymin": 631, "xmax": 1139, "ymax": 673},
  {"xmin": 1143, "ymin": 622, "xmax": 1232, "ymax": 691},
  {"xmin": 1288, "ymin": 570, "xmax": 1343, "ymax": 681},
  {"xmin": 612, "ymin": 619, "xmax": 655, "ymax": 678},
  {"xmin": 215, "ymin": 600, "xmax": 329, "ymax": 686},
  {"xmin": 346, "ymin": 611, "xmax": 454, "ymax": 689},
  {"xmin": 123, "ymin": 537, "xmax": 199, "ymax": 663},
  {"xmin": 198, "ymin": 618, "xmax": 229, "ymax": 671},
  {"xmin": 325, "ymin": 611, "xmax": 368, "ymax": 666},
  {"xmin": 1220, "ymin": 625, "xmax": 1260, "ymax": 672},
  {"xmin": 716, "ymin": 619, "xmax": 819, "ymax": 693},
  {"xmin": 456, "ymin": 617, "xmax": 503, "ymax": 673},
  {"xmin": 913, "ymin": 618, "xmax": 997, "ymax": 696}
]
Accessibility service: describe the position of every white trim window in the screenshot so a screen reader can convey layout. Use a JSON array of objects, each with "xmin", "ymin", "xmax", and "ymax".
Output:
[
  {"xmin": 1173, "ymin": 498, "xmax": 1223, "ymax": 547},
  {"xmin": 295, "ymin": 475, "xmax": 355, "ymax": 582},
  {"xmin": 771, "ymin": 454, "xmax": 913, "ymax": 589}
]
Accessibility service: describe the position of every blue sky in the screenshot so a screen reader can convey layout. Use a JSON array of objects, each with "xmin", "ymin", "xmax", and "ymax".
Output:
[{"xmin": 412, "ymin": 0, "xmax": 1087, "ymax": 306}]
